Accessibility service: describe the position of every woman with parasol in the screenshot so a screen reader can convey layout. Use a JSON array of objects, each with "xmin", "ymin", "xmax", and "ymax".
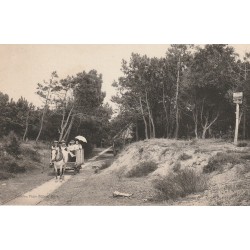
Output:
[{"xmin": 75, "ymin": 136, "xmax": 87, "ymax": 166}]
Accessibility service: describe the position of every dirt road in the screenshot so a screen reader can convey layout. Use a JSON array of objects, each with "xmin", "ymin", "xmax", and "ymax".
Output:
[{"xmin": 4, "ymin": 147, "xmax": 113, "ymax": 205}]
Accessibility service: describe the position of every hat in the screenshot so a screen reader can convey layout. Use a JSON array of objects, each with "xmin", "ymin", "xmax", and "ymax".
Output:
[
  {"xmin": 61, "ymin": 140, "xmax": 66, "ymax": 143},
  {"xmin": 69, "ymin": 140, "xmax": 75, "ymax": 144},
  {"xmin": 54, "ymin": 140, "xmax": 58, "ymax": 143}
]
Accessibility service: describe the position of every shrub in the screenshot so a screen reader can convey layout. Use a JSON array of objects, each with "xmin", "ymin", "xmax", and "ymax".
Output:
[
  {"xmin": 178, "ymin": 153, "xmax": 192, "ymax": 161},
  {"xmin": 83, "ymin": 143, "xmax": 94, "ymax": 159},
  {"xmin": 154, "ymin": 168, "xmax": 207, "ymax": 200},
  {"xmin": 2, "ymin": 131, "xmax": 21, "ymax": 157},
  {"xmin": 237, "ymin": 142, "xmax": 248, "ymax": 147},
  {"xmin": 0, "ymin": 171, "xmax": 14, "ymax": 180},
  {"xmin": 94, "ymin": 159, "xmax": 114, "ymax": 174},
  {"xmin": 194, "ymin": 148, "xmax": 201, "ymax": 154},
  {"xmin": 190, "ymin": 139, "xmax": 198, "ymax": 145},
  {"xmin": 0, "ymin": 155, "xmax": 26, "ymax": 173},
  {"xmin": 203, "ymin": 152, "xmax": 242, "ymax": 173},
  {"xmin": 99, "ymin": 159, "xmax": 113, "ymax": 170},
  {"xmin": 126, "ymin": 161, "xmax": 158, "ymax": 177},
  {"xmin": 21, "ymin": 147, "xmax": 41, "ymax": 162},
  {"xmin": 161, "ymin": 148, "xmax": 170, "ymax": 156},
  {"xmin": 172, "ymin": 161, "xmax": 181, "ymax": 172},
  {"xmin": 241, "ymin": 154, "xmax": 250, "ymax": 160}
]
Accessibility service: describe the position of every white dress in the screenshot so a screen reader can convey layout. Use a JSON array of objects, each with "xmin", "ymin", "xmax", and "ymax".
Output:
[{"xmin": 75, "ymin": 144, "xmax": 83, "ymax": 165}]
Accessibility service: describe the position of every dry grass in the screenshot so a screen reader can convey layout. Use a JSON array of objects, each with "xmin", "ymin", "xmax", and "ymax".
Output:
[
  {"xmin": 237, "ymin": 142, "xmax": 248, "ymax": 147},
  {"xmin": 0, "ymin": 155, "xmax": 26, "ymax": 175},
  {"xmin": 0, "ymin": 171, "xmax": 14, "ymax": 180},
  {"xmin": 0, "ymin": 140, "xmax": 46, "ymax": 180},
  {"xmin": 126, "ymin": 161, "xmax": 158, "ymax": 178},
  {"xmin": 21, "ymin": 147, "xmax": 41, "ymax": 162},
  {"xmin": 172, "ymin": 161, "xmax": 181, "ymax": 172},
  {"xmin": 203, "ymin": 152, "xmax": 243, "ymax": 173},
  {"xmin": 208, "ymin": 182, "xmax": 250, "ymax": 206},
  {"xmin": 154, "ymin": 168, "xmax": 208, "ymax": 200},
  {"xmin": 178, "ymin": 153, "xmax": 192, "ymax": 161},
  {"xmin": 94, "ymin": 159, "xmax": 114, "ymax": 174}
]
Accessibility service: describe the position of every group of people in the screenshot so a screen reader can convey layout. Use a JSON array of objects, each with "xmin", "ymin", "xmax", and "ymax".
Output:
[{"xmin": 51, "ymin": 139, "xmax": 83, "ymax": 163}]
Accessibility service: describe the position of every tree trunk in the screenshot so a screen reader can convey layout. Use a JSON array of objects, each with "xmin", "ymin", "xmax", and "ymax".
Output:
[
  {"xmin": 148, "ymin": 115, "xmax": 152, "ymax": 138},
  {"xmin": 59, "ymin": 106, "xmax": 74, "ymax": 141},
  {"xmin": 36, "ymin": 106, "xmax": 47, "ymax": 143},
  {"xmin": 36, "ymin": 86, "xmax": 51, "ymax": 143},
  {"xmin": 243, "ymin": 108, "xmax": 246, "ymax": 139},
  {"xmin": 192, "ymin": 108, "xmax": 198, "ymax": 139},
  {"xmin": 135, "ymin": 120, "xmax": 139, "ymax": 141},
  {"xmin": 63, "ymin": 115, "xmax": 75, "ymax": 141},
  {"xmin": 139, "ymin": 97, "xmax": 148, "ymax": 139},
  {"xmin": 23, "ymin": 110, "xmax": 30, "ymax": 141},
  {"xmin": 145, "ymin": 91, "xmax": 155, "ymax": 138},
  {"xmin": 202, "ymin": 128, "xmax": 207, "ymax": 139},
  {"xmin": 194, "ymin": 121, "xmax": 198, "ymax": 139},
  {"xmin": 174, "ymin": 55, "xmax": 181, "ymax": 139},
  {"xmin": 201, "ymin": 113, "xmax": 219, "ymax": 139},
  {"xmin": 162, "ymin": 85, "xmax": 169, "ymax": 138}
]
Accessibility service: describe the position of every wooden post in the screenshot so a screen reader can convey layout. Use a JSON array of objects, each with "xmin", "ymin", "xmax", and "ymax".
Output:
[{"xmin": 234, "ymin": 103, "xmax": 240, "ymax": 145}]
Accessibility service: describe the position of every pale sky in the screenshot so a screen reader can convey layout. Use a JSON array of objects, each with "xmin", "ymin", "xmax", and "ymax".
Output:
[{"xmin": 0, "ymin": 44, "xmax": 250, "ymax": 107}]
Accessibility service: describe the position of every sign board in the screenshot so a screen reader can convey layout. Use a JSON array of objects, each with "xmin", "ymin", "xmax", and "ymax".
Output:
[{"xmin": 233, "ymin": 92, "xmax": 243, "ymax": 104}]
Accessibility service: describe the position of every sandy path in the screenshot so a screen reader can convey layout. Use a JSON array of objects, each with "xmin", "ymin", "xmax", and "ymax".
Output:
[{"xmin": 4, "ymin": 147, "xmax": 112, "ymax": 205}]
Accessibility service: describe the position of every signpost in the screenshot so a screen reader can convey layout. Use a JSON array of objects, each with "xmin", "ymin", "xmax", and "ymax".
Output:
[{"xmin": 233, "ymin": 92, "xmax": 243, "ymax": 145}]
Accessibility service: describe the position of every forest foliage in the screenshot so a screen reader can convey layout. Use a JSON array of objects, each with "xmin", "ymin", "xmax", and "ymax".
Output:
[
  {"xmin": 1, "ymin": 45, "xmax": 250, "ymax": 149},
  {"xmin": 111, "ymin": 44, "xmax": 250, "ymax": 140}
]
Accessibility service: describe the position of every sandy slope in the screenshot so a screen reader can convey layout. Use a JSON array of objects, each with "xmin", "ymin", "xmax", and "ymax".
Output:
[
  {"xmin": 40, "ymin": 139, "xmax": 250, "ymax": 206},
  {"xmin": 107, "ymin": 139, "xmax": 235, "ymax": 176}
]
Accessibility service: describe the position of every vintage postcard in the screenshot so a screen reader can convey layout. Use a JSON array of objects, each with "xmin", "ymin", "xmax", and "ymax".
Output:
[{"xmin": 1, "ymin": 44, "xmax": 250, "ymax": 206}]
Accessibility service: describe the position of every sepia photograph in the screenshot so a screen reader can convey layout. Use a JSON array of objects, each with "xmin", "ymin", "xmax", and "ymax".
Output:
[
  {"xmin": 1, "ymin": 44, "xmax": 250, "ymax": 206},
  {"xmin": 1, "ymin": 1, "xmax": 250, "ymax": 250}
]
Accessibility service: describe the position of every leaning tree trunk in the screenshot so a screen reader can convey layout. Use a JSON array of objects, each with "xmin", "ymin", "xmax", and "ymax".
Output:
[
  {"xmin": 145, "ymin": 91, "xmax": 155, "ymax": 138},
  {"xmin": 36, "ymin": 106, "xmax": 47, "ymax": 143},
  {"xmin": 23, "ymin": 110, "xmax": 30, "ymax": 141},
  {"xmin": 139, "ymin": 97, "xmax": 148, "ymax": 139},
  {"xmin": 201, "ymin": 113, "xmax": 219, "ymax": 139},
  {"xmin": 63, "ymin": 115, "xmax": 75, "ymax": 141},
  {"xmin": 36, "ymin": 86, "xmax": 51, "ymax": 143},
  {"xmin": 59, "ymin": 106, "xmax": 74, "ymax": 141}
]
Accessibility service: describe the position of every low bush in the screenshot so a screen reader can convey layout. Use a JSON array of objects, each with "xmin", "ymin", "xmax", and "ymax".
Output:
[
  {"xmin": 203, "ymin": 152, "xmax": 242, "ymax": 173},
  {"xmin": 21, "ymin": 147, "xmax": 41, "ymax": 162},
  {"xmin": 99, "ymin": 159, "xmax": 113, "ymax": 170},
  {"xmin": 0, "ymin": 171, "xmax": 14, "ymax": 180},
  {"xmin": 178, "ymin": 153, "xmax": 192, "ymax": 161},
  {"xmin": 0, "ymin": 155, "xmax": 26, "ymax": 173},
  {"xmin": 33, "ymin": 141, "xmax": 49, "ymax": 150},
  {"xmin": 94, "ymin": 159, "xmax": 114, "ymax": 174},
  {"xmin": 172, "ymin": 161, "xmax": 181, "ymax": 172},
  {"xmin": 189, "ymin": 139, "xmax": 198, "ymax": 145},
  {"xmin": 241, "ymin": 154, "xmax": 250, "ymax": 160},
  {"xmin": 2, "ymin": 131, "xmax": 21, "ymax": 157},
  {"xmin": 161, "ymin": 148, "xmax": 170, "ymax": 156},
  {"xmin": 154, "ymin": 168, "xmax": 207, "ymax": 200},
  {"xmin": 126, "ymin": 161, "xmax": 158, "ymax": 177},
  {"xmin": 83, "ymin": 143, "xmax": 94, "ymax": 159},
  {"xmin": 237, "ymin": 142, "xmax": 248, "ymax": 147}
]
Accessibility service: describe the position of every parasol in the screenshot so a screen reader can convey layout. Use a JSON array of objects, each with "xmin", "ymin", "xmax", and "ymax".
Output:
[{"xmin": 75, "ymin": 135, "xmax": 87, "ymax": 143}]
